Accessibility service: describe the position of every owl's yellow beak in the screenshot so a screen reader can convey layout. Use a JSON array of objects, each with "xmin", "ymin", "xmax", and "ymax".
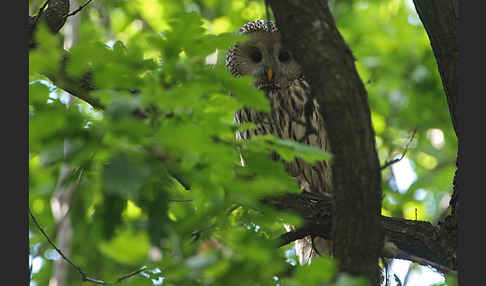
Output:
[{"xmin": 267, "ymin": 68, "xmax": 273, "ymax": 81}]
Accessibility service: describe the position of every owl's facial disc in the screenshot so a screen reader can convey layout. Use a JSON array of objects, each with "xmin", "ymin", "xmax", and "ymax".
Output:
[
  {"xmin": 227, "ymin": 30, "xmax": 302, "ymax": 91},
  {"xmin": 255, "ymin": 51, "xmax": 295, "ymax": 91}
]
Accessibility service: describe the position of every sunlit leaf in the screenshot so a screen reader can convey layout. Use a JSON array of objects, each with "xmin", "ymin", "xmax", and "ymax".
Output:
[
  {"xmin": 98, "ymin": 228, "xmax": 150, "ymax": 264},
  {"xmin": 250, "ymin": 134, "xmax": 332, "ymax": 163}
]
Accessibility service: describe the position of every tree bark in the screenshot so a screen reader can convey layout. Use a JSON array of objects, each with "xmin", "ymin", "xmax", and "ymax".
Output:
[
  {"xmin": 29, "ymin": 0, "xmax": 70, "ymax": 49},
  {"xmin": 49, "ymin": 8, "xmax": 81, "ymax": 285},
  {"xmin": 267, "ymin": 1, "xmax": 383, "ymax": 284},
  {"xmin": 49, "ymin": 144, "xmax": 78, "ymax": 286},
  {"xmin": 413, "ymin": 0, "xmax": 459, "ymax": 272},
  {"xmin": 264, "ymin": 193, "xmax": 454, "ymax": 274},
  {"xmin": 28, "ymin": 0, "xmax": 460, "ymax": 282}
]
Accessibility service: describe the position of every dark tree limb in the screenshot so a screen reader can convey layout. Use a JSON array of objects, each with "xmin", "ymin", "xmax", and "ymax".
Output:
[
  {"xmin": 267, "ymin": 0, "xmax": 459, "ymax": 282},
  {"xmin": 412, "ymin": 0, "xmax": 459, "ymax": 271},
  {"xmin": 265, "ymin": 193, "xmax": 455, "ymax": 274},
  {"xmin": 39, "ymin": 52, "xmax": 149, "ymax": 115},
  {"xmin": 45, "ymin": 54, "xmax": 105, "ymax": 110},
  {"xmin": 28, "ymin": 0, "xmax": 459, "ymax": 281},
  {"xmin": 267, "ymin": 0, "xmax": 383, "ymax": 284},
  {"xmin": 44, "ymin": 0, "xmax": 70, "ymax": 33}
]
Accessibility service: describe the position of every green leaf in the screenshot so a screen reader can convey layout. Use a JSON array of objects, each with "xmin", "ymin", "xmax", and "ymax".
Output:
[
  {"xmin": 161, "ymin": 12, "xmax": 206, "ymax": 60},
  {"xmin": 98, "ymin": 228, "xmax": 150, "ymax": 264},
  {"xmin": 444, "ymin": 273, "xmax": 458, "ymax": 286},
  {"xmin": 29, "ymin": 23, "xmax": 63, "ymax": 75},
  {"xmin": 251, "ymin": 134, "xmax": 332, "ymax": 163},
  {"xmin": 102, "ymin": 153, "xmax": 151, "ymax": 198},
  {"xmin": 201, "ymin": 65, "xmax": 271, "ymax": 112},
  {"xmin": 29, "ymin": 98, "xmax": 88, "ymax": 154},
  {"xmin": 113, "ymin": 40, "xmax": 128, "ymax": 56},
  {"xmin": 136, "ymin": 179, "xmax": 171, "ymax": 244},
  {"xmin": 66, "ymin": 42, "xmax": 110, "ymax": 78},
  {"xmin": 29, "ymin": 81, "xmax": 50, "ymax": 107},
  {"xmin": 97, "ymin": 193, "xmax": 126, "ymax": 240},
  {"xmin": 291, "ymin": 256, "xmax": 337, "ymax": 286},
  {"xmin": 185, "ymin": 33, "xmax": 246, "ymax": 58}
]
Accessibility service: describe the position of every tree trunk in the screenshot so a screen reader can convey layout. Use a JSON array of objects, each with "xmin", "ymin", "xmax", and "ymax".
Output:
[
  {"xmin": 267, "ymin": 1, "xmax": 383, "ymax": 284},
  {"xmin": 267, "ymin": 0, "xmax": 459, "ymax": 283},
  {"xmin": 28, "ymin": 0, "xmax": 460, "ymax": 283},
  {"xmin": 413, "ymin": 0, "xmax": 459, "ymax": 272},
  {"xmin": 49, "ymin": 4, "xmax": 81, "ymax": 285}
]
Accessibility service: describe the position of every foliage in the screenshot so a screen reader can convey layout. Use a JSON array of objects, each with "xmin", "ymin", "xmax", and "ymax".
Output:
[
  {"xmin": 29, "ymin": 0, "xmax": 456, "ymax": 285},
  {"xmin": 331, "ymin": 0, "xmax": 457, "ymax": 222}
]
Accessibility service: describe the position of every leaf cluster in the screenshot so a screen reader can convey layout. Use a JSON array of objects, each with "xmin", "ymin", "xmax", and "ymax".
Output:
[{"xmin": 29, "ymin": 1, "xmax": 456, "ymax": 285}]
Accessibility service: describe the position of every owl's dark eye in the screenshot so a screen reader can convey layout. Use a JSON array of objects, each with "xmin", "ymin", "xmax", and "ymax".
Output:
[
  {"xmin": 278, "ymin": 51, "xmax": 291, "ymax": 62},
  {"xmin": 250, "ymin": 50, "xmax": 263, "ymax": 63}
]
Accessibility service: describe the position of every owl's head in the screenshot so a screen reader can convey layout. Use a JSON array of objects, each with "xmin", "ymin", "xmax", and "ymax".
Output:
[{"xmin": 226, "ymin": 20, "xmax": 302, "ymax": 90}]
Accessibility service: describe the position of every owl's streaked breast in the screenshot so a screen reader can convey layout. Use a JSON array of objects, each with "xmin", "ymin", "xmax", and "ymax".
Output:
[
  {"xmin": 235, "ymin": 79, "xmax": 332, "ymax": 196},
  {"xmin": 228, "ymin": 19, "xmax": 333, "ymax": 266}
]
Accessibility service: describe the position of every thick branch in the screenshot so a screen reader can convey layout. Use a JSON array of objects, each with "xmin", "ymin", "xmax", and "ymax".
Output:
[
  {"xmin": 29, "ymin": 0, "xmax": 104, "ymax": 110},
  {"xmin": 265, "ymin": 193, "xmax": 455, "ymax": 273},
  {"xmin": 45, "ymin": 54, "xmax": 105, "ymax": 110},
  {"xmin": 413, "ymin": 0, "xmax": 458, "ymax": 271},
  {"xmin": 45, "ymin": 0, "xmax": 70, "ymax": 33},
  {"xmin": 268, "ymin": 1, "xmax": 383, "ymax": 284},
  {"xmin": 29, "ymin": 0, "xmax": 69, "ymax": 49}
]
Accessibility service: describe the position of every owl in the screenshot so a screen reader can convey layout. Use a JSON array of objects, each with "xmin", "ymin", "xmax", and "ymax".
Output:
[{"xmin": 226, "ymin": 20, "xmax": 333, "ymax": 265}]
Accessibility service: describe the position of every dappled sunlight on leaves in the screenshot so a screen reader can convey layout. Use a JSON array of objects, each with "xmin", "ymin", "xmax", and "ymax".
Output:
[{"xmin": 29, "ymin": 0, "xmax": 456, "ymax": 285}]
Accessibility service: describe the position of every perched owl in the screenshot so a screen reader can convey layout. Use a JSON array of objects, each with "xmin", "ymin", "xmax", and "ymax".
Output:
[{"xmin": 226, "ymin": 20, "xmax": 333, "ymax": 264}]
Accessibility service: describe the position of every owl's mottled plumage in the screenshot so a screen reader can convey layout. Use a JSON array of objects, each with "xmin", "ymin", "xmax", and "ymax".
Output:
[{"xmin": 226, "ymin": 20, "xmax": 333, "ymax": 264}]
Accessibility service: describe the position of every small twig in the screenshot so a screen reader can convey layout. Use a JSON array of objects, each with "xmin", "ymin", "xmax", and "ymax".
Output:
[
  {"xmin": 115, "ymin": 267, "xmax": 148, "ymax": 283},
  {"xmin": 190, "ymin": 205, "xmax": 241, "ymax": 243},
  {"xmin": 29, "ymin": 209, "xmax": 87, "ymax": 277},
  {"xmin": 168, "ymin": 199, "xmax": 194, "ymax": 203},
  {"xmin": 37, "ymin": 0, "xmax": 51, "ymax": 16},
  {"xmin": 381, "ymin": 128, "xmax": 417, "ymax": 170},
  {"xmin": 310, "ymin": 236, "xmax": 322, "ymax": 257},
  {"xmin": 30, "ymin": 0, "xmax": 51, "ymax": 33},
  {"xmin": 383, "ymin": 258, "xmax": 391, "ymax": 286},
  {"xmin": 30, "ymin": 167, "xmax": 86, "ymax": 261},
  {"xmin": 191, "ymin": 223, "xmax": 216, "ymax": 243},
  {"xmin": 31, "ymin": 205, "xmax": 72, "ymax": 259},
  {"xmin": 402, "ymin": 263, "xmax": 414, "ymax": 286},
  {"xmin": 29, "ymin": 259, "xmax": 33, "ymax": 285},
  {"xmin": 29, "ymin": 210, "xmax": 146, "ymax": 284},
  {"xmin": 394, "ymin": 274, "xmax": 403, "ymax": 286},
  {"xmin": 64, "ymin": 0, "xmax": 94, "ymax": 18},
  {"xmin": 226, "ymin": 204, "xmax": 241, "ymax": 214},
  {"xmin": 168, "ymin": 172, "xmax": 191, "ymax": 190}
]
